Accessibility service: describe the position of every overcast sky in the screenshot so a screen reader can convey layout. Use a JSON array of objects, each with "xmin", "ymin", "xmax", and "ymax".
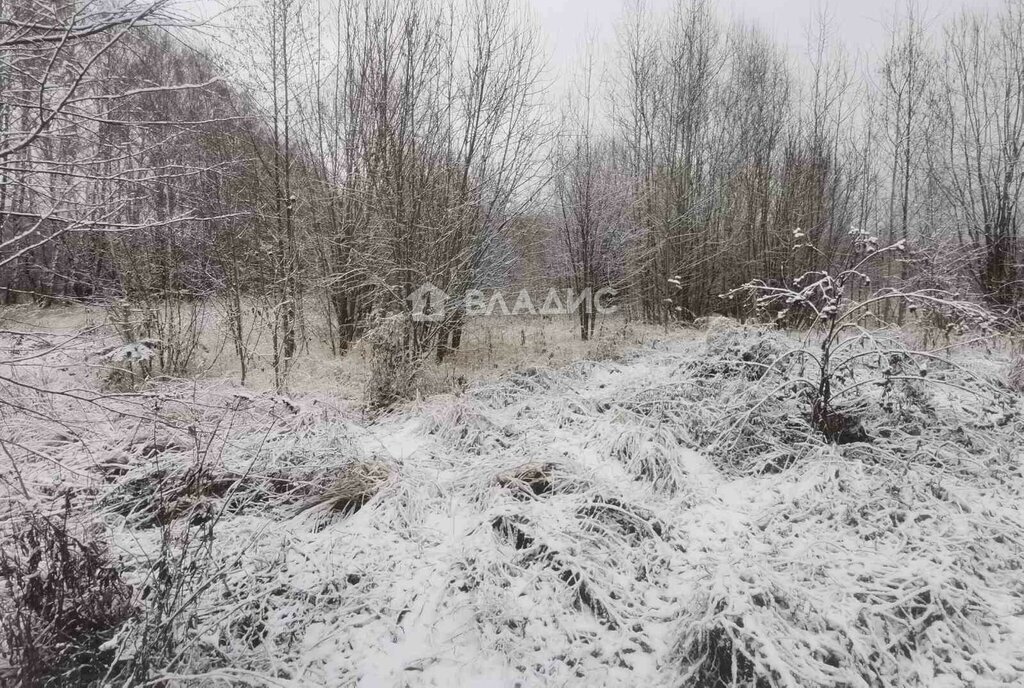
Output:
[{"xmin": 529, "ymin": 0, "xmax": 1001, "ymax": 85}]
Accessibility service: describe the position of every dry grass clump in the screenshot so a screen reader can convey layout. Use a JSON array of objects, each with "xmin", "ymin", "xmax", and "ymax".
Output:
[
  {"xmin": 536, "ymin": 395, "xmax": 604, "ymax": 430},
  {"xmin": 101, "ymin": 446, "xmax": 373, "ymax": 528},
  {"xmin": 695, "ymin": 314, "xmax": 741, "ymax": 331},
  {"xmin": 668, "ymin": 567, "xmax": 858, "ymax": 687},
  {"xmin": 476, "ymin": 481, "xmax": 679, "ymax": 678},
  {"xmin": 509, "ymin": 366, "xmax": 559, "ymax": 392},
  {"xmin": 670, "ymin": 562, "xmax": 986, "ymax": 687},
  {"xmin": 424, "ymin": 401, "xmax": 515, "ymax": 452},
  {"xmin": 604, "ymin": 424, "xmax": 692, "ymax": 492},
  {"xmin": 490, "ymin": 513, "xmax": 621, "ymax": 629},
  {"xmin": 695, "ymin": 322, "xmax": 790, "ymax": 381},
  {"xmin": 0, "ymin": 500, "xmax": 135, "ymax": 687},
  {"xmin": 296, "ymin": 461, "xmax": 391, "ymax": 516},
  {"xmin": 496, "ymin": 462, "xmax": 559, "ymax": 498},
  {"xmin": 488, "ymin": 485, "xmax": 673, "ymax": 637},
  {"xmin": 575, "ymin": 494, "xmax": 667, "ymax": 543},
  {"xmin": 472, "ymin": 365, "xmax": 564, "ymax": 409},
  {"xmin": 101, "ymin": 463, "xmax": 229, "ymax": 529}
]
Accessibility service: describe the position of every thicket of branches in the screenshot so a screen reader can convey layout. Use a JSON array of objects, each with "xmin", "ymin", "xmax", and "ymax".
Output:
[
  {"xmin": 3, "ymin": 0, "xmax": 1024, "ymax": 389},
  {"xmin": 590, "ymin": 0, "xmax": 1024, "ymax": 325}
]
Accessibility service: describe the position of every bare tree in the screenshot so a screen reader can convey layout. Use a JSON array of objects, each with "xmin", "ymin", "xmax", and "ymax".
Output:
[
  {"xmin": 554, "ymin": 45, "xmax": 629, "ymax": 340},
  {"xmin": 876, "ymin": 0, "xmax": 932, "ymax": 317},
  {"xmin": 932, "ymin": 0, "xmax": 1024, "ymax": 311},
  {"xmin": 0, "ymin": 1, "xmax": 224, "ymax": 297}
]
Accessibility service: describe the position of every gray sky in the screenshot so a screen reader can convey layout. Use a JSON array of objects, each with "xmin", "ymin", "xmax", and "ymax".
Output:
[{"xmin": 530, "ymin": 0, "xmax": 1000, "ymax": 83}]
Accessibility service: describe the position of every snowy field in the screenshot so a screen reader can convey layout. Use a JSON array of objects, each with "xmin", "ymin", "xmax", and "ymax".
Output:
[{"xmin": 2, "ymin": 319, "xmax": 1024, "ymax": 686}]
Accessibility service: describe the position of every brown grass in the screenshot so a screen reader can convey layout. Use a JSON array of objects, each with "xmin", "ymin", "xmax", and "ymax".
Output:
[
  {"xmin": 2, "ymin": 299, "xmax": 689, "ymax": 404},
  {"xmin": 297, "ymin": 461, "xmax": 392, "ymax": 516}
]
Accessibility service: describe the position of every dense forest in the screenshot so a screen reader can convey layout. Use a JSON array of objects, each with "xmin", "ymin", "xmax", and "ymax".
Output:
[{"xmin": 3, "ymin": 0, "xmax": 1023, "ymax": 387}]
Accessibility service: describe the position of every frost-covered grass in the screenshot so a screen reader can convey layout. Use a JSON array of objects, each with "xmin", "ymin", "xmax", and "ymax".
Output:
[{"xmin": 1, "ymin": 317, "xmax": 1023, "ymax": 686}]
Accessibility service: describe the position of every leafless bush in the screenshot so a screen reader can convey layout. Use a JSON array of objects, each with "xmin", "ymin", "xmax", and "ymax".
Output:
[
  {"xmin": 119, "ymin": 512, "xmax": 216, "ymax": 683},
  {"xmin": 0, "ymin": 498, "xmax": 134, "ymax": 687},
  {"xmin": 97, "ymin": 338, "xmax": 161, "ymax": 391},
  {"xmin": 107, "ymin": 297, "xmax": 206, "ymax": 378}
]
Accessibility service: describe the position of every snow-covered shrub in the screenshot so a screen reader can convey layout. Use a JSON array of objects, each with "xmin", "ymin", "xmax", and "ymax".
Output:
[
  {"xmin": 711, "ymin": 390, "xmax": 826, "ymax": 474},
  {"xmin": 723, "ymin": 231, "xmax": 996, "ymax": 444},
  {"xmin": 107, "ymin": 297, "xmax": 206, "ymax": 379}
]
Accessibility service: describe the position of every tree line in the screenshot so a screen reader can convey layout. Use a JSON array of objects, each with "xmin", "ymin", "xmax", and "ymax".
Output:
[{"xmin": 2, "ymin": 0, "xmax": 1022, "ymax": 388}]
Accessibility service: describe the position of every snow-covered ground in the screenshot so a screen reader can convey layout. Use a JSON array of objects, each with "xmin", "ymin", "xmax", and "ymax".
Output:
[{"xmin": 3, "ymin": 322, "xmax": 1024, "ymax": 686}]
